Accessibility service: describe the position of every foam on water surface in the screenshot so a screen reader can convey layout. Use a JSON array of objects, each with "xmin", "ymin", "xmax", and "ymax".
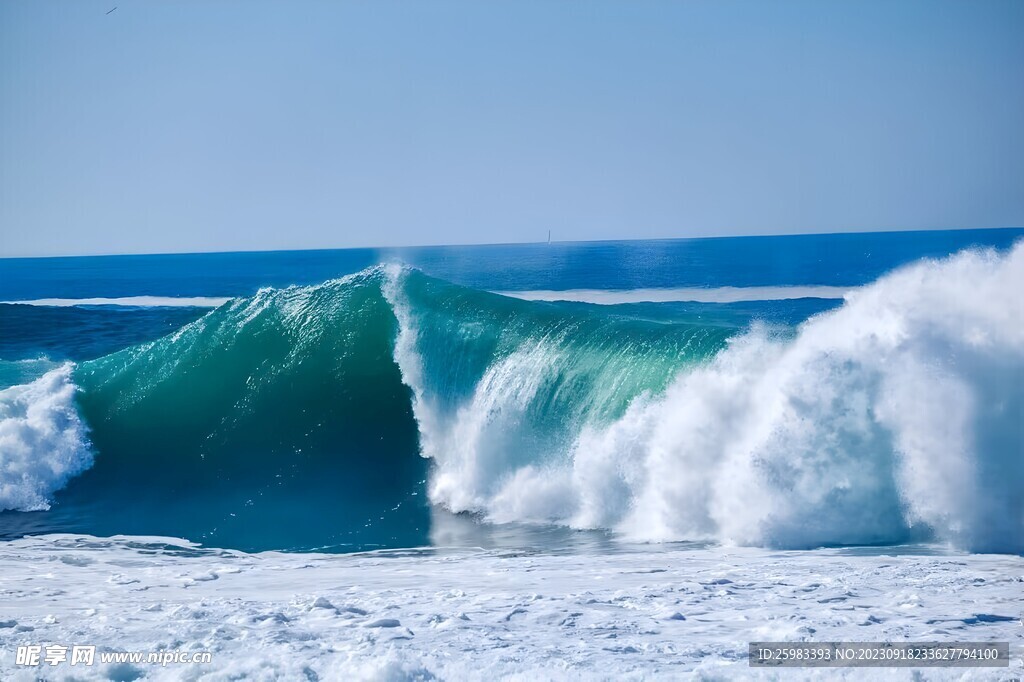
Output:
[{"xmin": 0, "ymin": 534, "xmax": 1020, "ymax": 680}]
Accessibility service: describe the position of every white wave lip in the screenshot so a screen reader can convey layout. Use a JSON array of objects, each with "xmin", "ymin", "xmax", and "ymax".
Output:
[
  {"xmin": 395, "ymin": 244, "xmax": 1024, "ymax": 554},
  {"xmin": 2, "ymin": 296, "xmax": 231, "ymax": 308},
  {"xmin": 494, "ymin": 285, "xmax": 853, "ymax": 304},
  {"xmin": 0, "ymin": 365, "xmax": 93, "ymax": 512}
]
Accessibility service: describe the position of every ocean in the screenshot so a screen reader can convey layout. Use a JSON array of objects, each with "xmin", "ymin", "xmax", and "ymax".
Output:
[
  {"xmin": 1, "ymin": 227, "xmax": 1021, "ymax": 555},
  {"xmin": 1, "ymin": 228, "xmax": 1022, "ymax": 680},
  {"xmin": 4, "ymin": 228, "xmax": 1019, "ymax": 557}
]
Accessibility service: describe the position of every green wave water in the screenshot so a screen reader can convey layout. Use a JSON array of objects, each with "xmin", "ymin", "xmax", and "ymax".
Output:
[{"xmin": 1, "ymin": 268, "xmax": 730, "ymax": 551}]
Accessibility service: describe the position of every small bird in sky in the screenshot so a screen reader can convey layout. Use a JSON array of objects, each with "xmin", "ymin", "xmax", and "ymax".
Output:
[{"xmin": 106, "ymin": 6, "xmax": 117, "ymax": 14}]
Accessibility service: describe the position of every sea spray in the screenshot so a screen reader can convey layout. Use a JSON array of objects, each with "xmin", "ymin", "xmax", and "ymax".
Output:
[
  {"xmin": 389, "ymin": 245, "xmax": 1024, "ymax": 554},
  {"xmin": 0, "ymin": 364, "xmax": 92, "ymax": 512}
]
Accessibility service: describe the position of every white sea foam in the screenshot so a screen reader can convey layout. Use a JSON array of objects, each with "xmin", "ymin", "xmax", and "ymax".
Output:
[
  {"xmin": 494, "ymin": 285, "xmax": 853, "ymax": 304},
  {"xmin": 394, "ymin": 244, "xmax": 1024, "ymax": 553},
  {"xmin": 1, "ymin": 296, "xmax": 231, "ymax": 308},
  {"xmin": 1, "ymin": 534, "xmax": 1020, "ymax": 680},
  {"xmin": 0, "ymin": 366, "xmax": 93, "ymax": 512}
]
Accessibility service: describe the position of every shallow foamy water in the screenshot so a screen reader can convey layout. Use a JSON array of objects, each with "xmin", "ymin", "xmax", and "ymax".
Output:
[{"xmin": 0, "ymin": 534, "xmax": 1020, "ymax": 681}]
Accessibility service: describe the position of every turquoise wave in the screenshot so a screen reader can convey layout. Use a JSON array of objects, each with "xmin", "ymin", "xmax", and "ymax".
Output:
[
  {"xmin": 3, "ymin": 244, "xmax": 1021, "ymax": 555},
  {"xmin": 1, "ymin": 268, "xmax": 729, "ymax": 551}
]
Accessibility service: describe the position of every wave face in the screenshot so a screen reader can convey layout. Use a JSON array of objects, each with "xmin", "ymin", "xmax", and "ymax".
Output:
[
  {"xmin": 40, "ymin": 271, "xmax": 430, "ymax": 550},
  {"xmin": 1, "ymin": 244, "xmax": 1022, "ymax": 553}
]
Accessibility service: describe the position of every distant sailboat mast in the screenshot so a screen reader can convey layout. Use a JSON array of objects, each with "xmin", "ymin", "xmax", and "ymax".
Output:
[{"xmin": 547, "ymin": 230, "xmax": 552, "ymax": 244}]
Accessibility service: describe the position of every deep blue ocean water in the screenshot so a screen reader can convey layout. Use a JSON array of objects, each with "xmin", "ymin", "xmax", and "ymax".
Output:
[
  {"xmin": 2, "ymin": 228, "xmax": 1019, "ymax": 300},
  {"xmin": 0, "ymin": 228, "xmax": 1021, "ymax": 553}
]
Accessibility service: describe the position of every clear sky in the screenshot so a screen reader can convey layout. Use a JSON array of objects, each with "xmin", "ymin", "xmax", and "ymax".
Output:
[{"xmin": 1, "ymin": 0, "xmax": 1022, "ymax": 257}]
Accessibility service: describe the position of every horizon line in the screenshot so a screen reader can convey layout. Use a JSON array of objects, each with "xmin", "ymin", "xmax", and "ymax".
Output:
[{"xmin": 1, "ymin": 225, "xmax": 1022, "ymax": 261}]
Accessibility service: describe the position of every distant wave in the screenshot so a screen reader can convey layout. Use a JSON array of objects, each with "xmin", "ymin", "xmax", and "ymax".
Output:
[
  {"xmin": 493, "ymin": 285, "xmax": 853, "ymax": 304},
  {"xmin": 2, "ymin": 245, "xmax": 1021, "ymax": 553},
  {"xmin": 2, "ymin": 296, "xmax": 231, "ymax": 308},
  {"xmin": 2, "ymin": 287, "xmax": 850, "ymax": 309}
]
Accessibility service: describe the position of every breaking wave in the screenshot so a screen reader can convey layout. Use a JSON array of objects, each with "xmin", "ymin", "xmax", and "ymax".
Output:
[
  {"xmin": 389, "ymin": 245, "xmax": 1024, "ymax": 554},
  {"xmin": 1, "ymin": 244, "xmax": 1021, "ymax": 553},
  {"xmin": 0, "ymin": 365, "xmax": 92, "ymax": 512}
]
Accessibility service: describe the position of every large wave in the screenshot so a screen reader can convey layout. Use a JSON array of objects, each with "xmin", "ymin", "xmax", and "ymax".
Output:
[
  {"xmin": 1, "ymin": 244, "xmax": 1021, "ymax": 553},
  {"xmin": 386, "ymin": 245, "xmax": 1024, "ymax": 554}
]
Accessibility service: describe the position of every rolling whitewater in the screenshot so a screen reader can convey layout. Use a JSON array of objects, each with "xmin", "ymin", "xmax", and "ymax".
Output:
[{"xmin": 1, "ymin": 228, "xmax": 1021, "ymax": 556}]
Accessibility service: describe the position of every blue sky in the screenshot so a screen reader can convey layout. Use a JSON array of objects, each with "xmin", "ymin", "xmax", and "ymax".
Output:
[{"xmin": 1, "ymin": 0, "xmax": 1022, "ymax": 256}]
